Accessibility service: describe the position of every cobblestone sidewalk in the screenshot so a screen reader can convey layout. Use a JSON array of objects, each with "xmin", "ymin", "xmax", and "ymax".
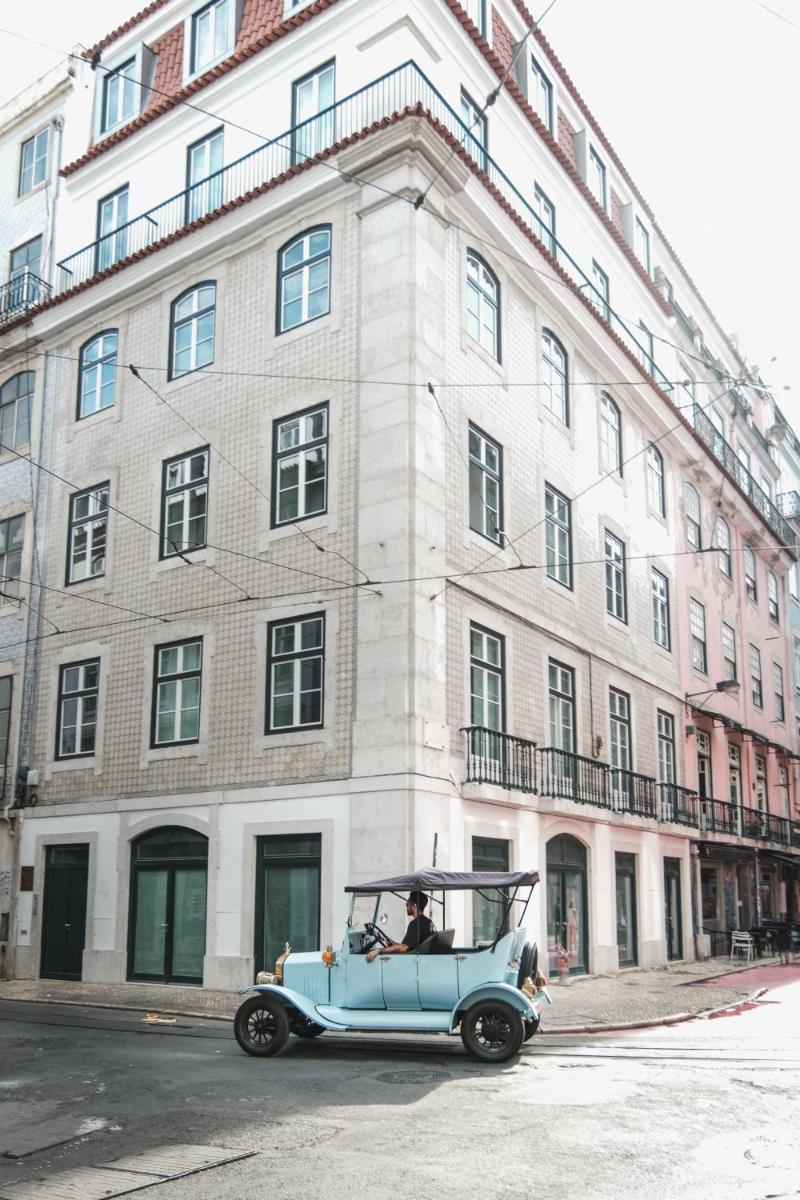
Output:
[{"xmin": 0, "ymin": 956, "xmax": 780, "ymax": 1031}]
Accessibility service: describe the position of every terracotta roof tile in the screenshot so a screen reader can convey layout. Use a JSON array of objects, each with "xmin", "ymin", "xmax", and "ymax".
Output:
[
  {"xmin": 557, "ymin": 109, "xmax": 577, "ymax": 172},
  {"xmin": 64, "ymin": 0, "xmax": 342, "ymax": 175},
  {"xmin": 491, "ymin": 7, "xmax": 514, "ymax": 68},
  {"xmin": 86, "ymin": 0, "xmax": 172, "ymax": 57},
  {"xmin": 610, "ymin": 187, "xmax": 624, "ymax": 236}
]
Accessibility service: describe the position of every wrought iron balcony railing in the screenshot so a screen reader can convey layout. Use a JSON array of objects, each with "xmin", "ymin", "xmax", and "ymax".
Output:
[
  {"xmin": 0, "ymin": 271, "xmax": 51, "ymax": 326},
  {"xmin": 463, "ymin": 728, "xmax": 800, "ymax": 846},
  {"xmin": 689, "ymin": 403, "xmax": 795, "ymax": 551},
  {"xmin": 49, "ymin": 61, "xmax": 670, "ymax": 391}
]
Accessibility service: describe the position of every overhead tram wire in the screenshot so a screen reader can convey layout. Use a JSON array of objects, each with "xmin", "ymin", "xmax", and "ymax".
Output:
[
  {"xmin": 129, "ymin": 366, "xmax": 378, "ymax": 594},
  {"xmin": 2, "ymin": 533, "xmax": 797, "ymax": 660},
  {"xmin": 427, "ymin": 381, "xmax": 740, "ymax": 599},
  {"xmin": 39, "ymin": 350, "xmax": 765, "ymax": 396},
  {"xmin": 1, "ymin": 26, "xmax": 783, "ymax": 405}
]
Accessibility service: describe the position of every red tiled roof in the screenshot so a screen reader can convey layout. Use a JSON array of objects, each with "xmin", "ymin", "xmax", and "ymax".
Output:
[
  {"xmin": 63, "ymin": 0, "xmax": 340, "ymax": 176},
  {"xmin": 491, "ymin": 7, "xmax": 515, "ymax": 67},
  {"xmin": 85, "ymin": 0, "xmax": 173, "ymax": 57}
]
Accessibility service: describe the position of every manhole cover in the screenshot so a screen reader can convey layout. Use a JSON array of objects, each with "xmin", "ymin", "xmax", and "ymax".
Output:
[{"xmin": 376, "ymin": 1070, "xmax": 451, "ymax": 1085}]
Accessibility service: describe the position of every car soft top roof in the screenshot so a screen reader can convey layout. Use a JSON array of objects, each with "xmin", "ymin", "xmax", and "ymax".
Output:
[{"xmin": 344, "ymin": 868, "xmax": 539, "ymax": 894}]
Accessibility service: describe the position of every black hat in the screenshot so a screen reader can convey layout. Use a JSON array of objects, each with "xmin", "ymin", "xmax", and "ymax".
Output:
[{"xmin": 408, "ymin": 890, "xmax": 428, "ymax": 910}]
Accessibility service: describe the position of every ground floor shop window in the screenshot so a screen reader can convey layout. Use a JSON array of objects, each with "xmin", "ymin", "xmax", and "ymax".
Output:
[
  {"xmin": 615, "ymin": 852, "xmax": 637, "ymax": 966},
  {"xmin": 128, "ymin": 827, "xmax": 208, "ymax": 984},
  {"xmin": 255, "ymin": 834, "xmax": 321, "ymax": 976},
  {"xmin": 546, "ymin": 834, "xmax": 588, "ymax": 975},
  {"xmin": 701, "ymin": 866, "xmax": 719, "ymax": 923},
  {"xmin": 471, "ymin": 836, "xmax": 509, "ymax": 944}
]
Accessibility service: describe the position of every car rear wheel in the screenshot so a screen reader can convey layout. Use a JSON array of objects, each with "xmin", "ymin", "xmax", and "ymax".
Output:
[
  {"xmin": 291, "ymin": 1015, "xmax": 325, "ymax": 1038},
  {"xmin": 460, "ymin": 1000, "xmax": 524, "ymax": 1063},
  {"xmin": 234, "ymin": 996, "xmax": 290, "ymax": 1057}
]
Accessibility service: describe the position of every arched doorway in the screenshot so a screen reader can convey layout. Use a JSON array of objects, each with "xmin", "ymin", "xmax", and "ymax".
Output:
[
  {"xmin": 128, "ymin": 827, "xmax": 208, "ymax": 984},
  {"xmin": 546, "ymin": 834, "xmax": 588, "ymax": 975}
]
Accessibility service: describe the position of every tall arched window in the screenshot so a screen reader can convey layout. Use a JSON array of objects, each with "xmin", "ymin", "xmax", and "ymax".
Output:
[
  {"xmin": 685, "ymin": 483, "xmax": 701, "ymax": 548},
  {"xmin": 714, "ymin": 515, "xmax": 731, "ymax": 576},
  {"xmin": 646, "ymin": 444, "xmax": 665, "ymax": 516},
  {"xmin": 542, "ymin": 329, "xmax": 568, "ymax": 424},
  {"xmin": 546, "ymin": 834, "xmax": 588, "ymax": 975},
  {"xmin": 78, "ymin": 332, "xmax": 117, "ymax": 419},
  {"xmin": 599, "ymin": 393, "xmax": 621, "ymax": 474},
  {"xmin": 0, "ymin": 370, "xmax": 33, "ymax": 449},
  {"xmin": 277, "ymin": 226, "xmax": 331, "ymax": 333},
  {"xmin": 169, "ymin": 283, "xmax": 216, "ymax": 379},
  {"xmin": 465, "ymin": 250, "xmax": 500, "ymax": 361}
]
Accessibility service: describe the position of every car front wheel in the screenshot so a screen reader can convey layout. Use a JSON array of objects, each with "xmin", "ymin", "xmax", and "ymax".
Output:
[
  {"xmin": 234, "ymin": 995, "xmax": 290, "ymax": 1057},
  {"xmin": 460, "ymin": 1000, "xmax": 524, "ymax": 1063}
]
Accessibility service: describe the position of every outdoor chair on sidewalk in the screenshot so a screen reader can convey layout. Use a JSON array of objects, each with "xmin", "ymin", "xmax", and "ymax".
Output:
[{"xmin": 730, "ymin": 931, "xmax": 754, "ymax": 963}]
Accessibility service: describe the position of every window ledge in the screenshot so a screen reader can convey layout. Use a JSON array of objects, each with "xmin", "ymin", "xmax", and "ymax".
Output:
[
  {"xmin": 76, "ymin": 405, "xmax": 117, "ymax": 427},
  {"xmin": 257, "ymin": 728, "xmax": 332, "ymax": 751},
  {"xmin": 45, "ymin": 755, "xmax": 103, "ymax": 780},
  {"xmin": 154, "ymin": 548, "xmax": 212, "ymax": 573},
  {"xmin": 15, "ymin": 179, "xmax": 49, "ymax": 203},
  {"xmin": 273, "ymin": 309, "xmax": 335, "ymax": 350},
  {"xmin": 144, "ymin": 743, "xmax": 204, "ymax": 764},
  {"xmin": 183, "ymin": 49, "xmax": 233, "ymax": 88},
  {"xmin": 0, "ymin": 444, "xmax": 30, "ymax": 466}
]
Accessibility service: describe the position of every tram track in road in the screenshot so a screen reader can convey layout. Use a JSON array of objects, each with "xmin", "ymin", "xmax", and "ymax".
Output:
[{"xmin": 2, "ymin": 1003, "xmax": 799, "ymax": 1068}]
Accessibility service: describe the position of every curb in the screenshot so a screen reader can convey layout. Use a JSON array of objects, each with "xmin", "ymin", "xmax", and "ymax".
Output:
[
  {"xmin": 542, "ymin": 987, "xmax": 770, "ymax": 1035},
  {"xmin": 0, "ymin": 985, "xmax": 773, "ymax": 1035}
]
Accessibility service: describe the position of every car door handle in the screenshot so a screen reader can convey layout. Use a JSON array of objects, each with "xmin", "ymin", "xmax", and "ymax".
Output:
[
  {"xmin": 455, "ymin": 954, "xmax": 467, "ymax": 960},
  {"xmin": 379, "ymin": 955, "xmax": 391, "ymax": 961},
  {"xmin": 64, "ymin": 923, "xmax": 71, "ymax": 930}
]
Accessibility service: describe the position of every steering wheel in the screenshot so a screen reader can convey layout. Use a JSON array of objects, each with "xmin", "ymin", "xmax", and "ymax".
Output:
[{"xmin": 364, "ymin": 921, "xmax": 392, "ymax": 950}]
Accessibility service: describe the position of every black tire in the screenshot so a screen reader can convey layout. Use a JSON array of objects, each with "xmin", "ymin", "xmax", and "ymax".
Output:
[
  {"xmin": 517, "ymin": 941, "xmax": 538, "ymax": 989},
  {"xmin": 523, "ymin": 1016, "xmax": 540, "ymax": 1041},
  {"xmin": 291, "ymin": 1015, "xmax": 325, "ymax": 1039},
  {"xmin": 460, "ymin": 1000, "xmax": 525, "ymax": 1063},
  {"xmin": 234, "ymin": 995, "xmax": 291, "ymax": 1057}
]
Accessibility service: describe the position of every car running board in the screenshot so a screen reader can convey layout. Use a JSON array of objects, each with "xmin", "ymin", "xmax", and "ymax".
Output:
[{"xmin": 315, "ymin": 1006, "xmax": 452, "ymax": 1032}]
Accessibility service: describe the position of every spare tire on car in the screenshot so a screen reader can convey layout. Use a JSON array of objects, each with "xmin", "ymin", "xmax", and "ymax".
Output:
[{"xmin": 517, "ymin": 941, "xmax": 538, "ymax": 989}]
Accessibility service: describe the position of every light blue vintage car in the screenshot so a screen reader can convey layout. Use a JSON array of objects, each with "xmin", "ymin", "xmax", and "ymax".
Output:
[{"xmin": 234, "ymin": 867, "xmax": 550, "ymax": 1063}]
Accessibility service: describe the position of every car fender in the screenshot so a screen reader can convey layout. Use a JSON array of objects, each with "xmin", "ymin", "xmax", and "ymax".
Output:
[
  {"xmin": 449, "ymin": 982, "xmax": 538, "ymax": 1033},
  {"xmin": 237, "ymin": 984, "xmax": 338, "ymax": 1029}
]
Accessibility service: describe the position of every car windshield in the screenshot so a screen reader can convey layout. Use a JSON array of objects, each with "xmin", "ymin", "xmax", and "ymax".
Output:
[{"xmin": 348, "ymin": 893, "xmax": 380, "ymax": 930}]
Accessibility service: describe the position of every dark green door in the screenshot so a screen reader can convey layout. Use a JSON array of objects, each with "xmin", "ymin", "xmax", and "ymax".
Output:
[
  {"xmin": 255, "ymin": 835, "xmax": 321, "ymax": 976},
  {"xmin": 664, "ymin": 857, "xmax": 683, "ymax": 961},
  {"xmin": 128, "ymin": 828, "xmax": 207, "ymax": 984},
  {"xmin": 41, "ymin": 845, "xmax": 89, "ymax": 980}
]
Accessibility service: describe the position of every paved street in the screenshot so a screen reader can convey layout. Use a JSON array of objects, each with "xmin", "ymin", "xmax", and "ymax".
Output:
[{"xmin": 1, "ymin": 975, "xmax": 799, "ymax": 1200}]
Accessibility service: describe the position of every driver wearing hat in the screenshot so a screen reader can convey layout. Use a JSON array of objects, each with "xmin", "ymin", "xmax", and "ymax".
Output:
[{"xmin": 366, "ymin": 891, "xmax": 434, "ymax": 963}]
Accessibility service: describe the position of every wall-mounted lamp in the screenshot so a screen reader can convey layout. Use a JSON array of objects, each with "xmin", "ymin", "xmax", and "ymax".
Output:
[{"xmin": 685, "ymin": 679, "xmax": 741, "ymax": 703}]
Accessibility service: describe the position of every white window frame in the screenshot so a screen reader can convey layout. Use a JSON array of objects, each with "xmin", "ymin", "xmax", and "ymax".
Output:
[
  {"xmin": 93, "ymin": 46, "xmax": 153, "ymax": 139},
  {"xmin": 78, "ymin": 331, "xmax": 118, "ymax": 418},
  {"xmin": 153, "ymin": 639, "xmax": 203, "ymax": 746},
  {"xmin": 56, "ymin": 659, "xmax": 100, "ymax": 759},
  {"xmin": 715, "ymin": 515, "xmax": 731, "ymax": 577},
  {"xmin": 459, "ymin": 88, "xmax": 487, "ymax": 171},
  {"xmin": 750, "ymin": 644, "xmax": 763, "ymax": 708},
  {"xmin": 545, "ymin": 483, "xmax": 571, "ymax": 588},
  {"xmin": 588, "ymin": 146, "xmax": 607, "ymax": 210},
  {"xmin": 604, "ymin": 530, "xmax": 626, "ymax": 622},
  {"xmin": 18, "ymin": 127, "xmax": 49, "ymax": 195},
  {"xmin": 591, "ymin": 259, "xmax": 610, "ymax": 321},
  {"xmin": 533, "ymin": 184, "xmax": 556, "ymax": 257},
  {"xmin": 268, "ymin": 614, "xmax": 325, "ymax": 732},
  {"xmin": 169, "ymin": 283, "xmax": 216, "ymax": 379},
  {"xmin": 634, "ymin": 217, "xmax": 650, "ymax": 275},
  {"xmin": 651, "ymin": 568, "xmax": 670, "ymax": 650},
  {"xmin": 161, "ymin": 447, "xmax": 209, "ymax": 558},
  {"xmin": 468, "ymin": 424, "xmax": 502, "ymax": 544},
  {"xmin": 773, "ymin": 662, "xmax": 785, "ymax": 723},
  {"xmin": 767, "ymin": 570, "xmax": 780, "ymax": 624},
  {"xmin": 685, "ymin": 483, "xmax": 701, "ymax": 549},
  {"xmin": 744, "ymin": 547, "xmax": 758, "ymax": 602},
  {"xmin": 646, "ymin": 444, "xmax": 665, "ymax": 516},
  {"xmin": 186, "ymin": 127, "xmax": 224, "ymax": 221},
  {"xmin": 542, "ymin": 330, "xmax": 568, "ymax": 424},
  {"xmin": 68, "ymin": 483, "xmax": 109, "ymax": 584},
  {"xmin": 530, "ymin": 55, "xmax": 554, "ymax": 133},
  {"xmin": 689, "ymin": 598, "xmax": 707, "ymax": 673},
  {"xmin": 721, "ymin": 622, "xmax": 737, "ymax": 682},
  {"xmin": 184, "ymin": 0, "xmax": 238, "ymax": 80},
  {"xmin": 273, "ymin": 404, "xmax": 329, "ymax": 527},
  {"xmin": 548, "ymin": 660, "xmax": 575, "ymax": 754},
  {"xmin": 466, "ymin": 251, "xmax": 500, "ymax": 361},
  {"xmin": 599, "ymin": 393, "xmax": 621, "ymax": 475},
  {"xmin": 278, "ymin": 227, "xmax": 332, "ymax": 334}
]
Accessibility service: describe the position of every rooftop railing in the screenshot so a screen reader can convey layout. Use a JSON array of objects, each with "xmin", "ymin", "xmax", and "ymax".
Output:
[
  {"xmin": 52, "ymin": 61, "xmax": 670, "ymax": 390},
  {"xmin": 463, "ymin": 727, "xmax": 800, "ymax": 847},
  {"xmin": 0, "ymin": 271, "xmax": 51, "ymax": 327},
  {"xmin": 689, "ymin": 403, "xmax": 795, "ymax": 551}
]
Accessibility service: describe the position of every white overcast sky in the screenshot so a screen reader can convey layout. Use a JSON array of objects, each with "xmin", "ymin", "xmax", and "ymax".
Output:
[{"xmin": 1, "ymin": 0, "xmax": 798, "ymax": 421}]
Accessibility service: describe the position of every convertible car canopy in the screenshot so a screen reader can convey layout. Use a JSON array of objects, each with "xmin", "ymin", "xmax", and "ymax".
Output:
[{"xmin": 345, "ymin": 868, "xmax": 539, "ymax": 893}]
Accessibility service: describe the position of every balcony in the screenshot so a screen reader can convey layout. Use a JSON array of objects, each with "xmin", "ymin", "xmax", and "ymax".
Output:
[
  {"xmin": 463, "ymin": 726, "xmax": 800, "ymax": 848},
  {"xmin": 689, "ymin": 403, "xmax": 796, "ymax": 551},
  {"xmin": 0, "ymin": 271, "xmax": 51, "ymax": 327},
  {"xmin": 779, "ymin": 491, "xmax": 800, "ymax": 520},
  {"xmin": 38, "ymin": 62, "xmax": 672, "ymax": 392}
]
